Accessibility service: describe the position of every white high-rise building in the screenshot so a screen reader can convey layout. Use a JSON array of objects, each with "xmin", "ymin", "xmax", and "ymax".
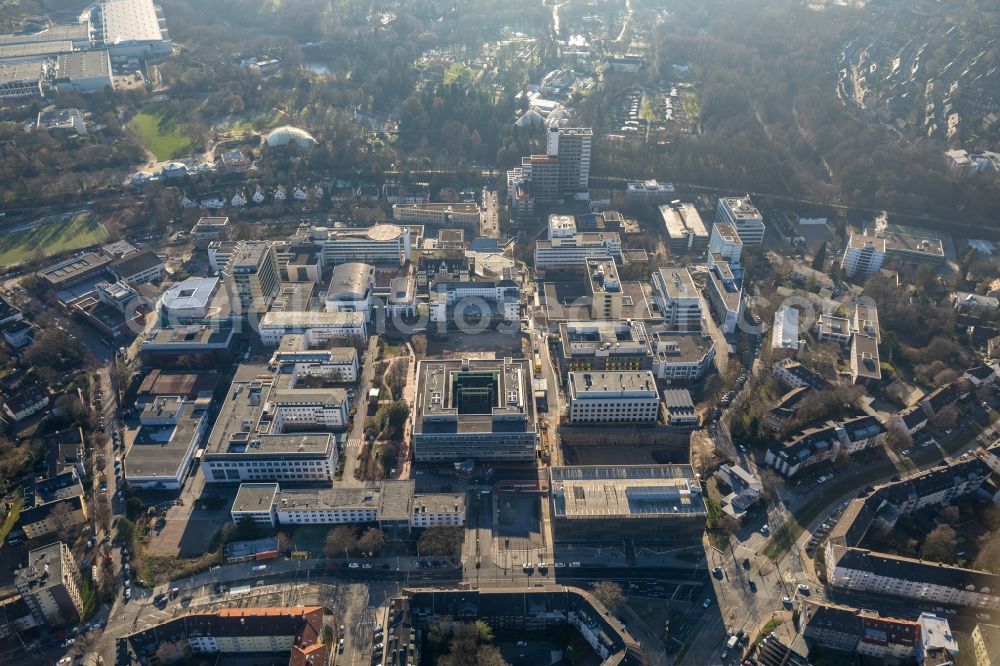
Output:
[
  {"xmin": 841, "ymin": 233, "xmax": 887, "ymax": 278},
  {"xmin": 716, "ymin": 196, "xmax": 765, "ymax": 246},
  {"xmin": 708, "ymin": 222, "xmax": 744, "ymax": 266}
]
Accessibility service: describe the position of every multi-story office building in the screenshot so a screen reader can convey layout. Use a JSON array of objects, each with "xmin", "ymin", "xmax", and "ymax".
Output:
[
  {"xmin": 191, "ymin": 216, "xmax": 230, "ymax": 247},
  {"xmin": 275, "ymin": 242, "xmax": 324, "ymax": 284},
  {"xmin": 660, "ymin": 202, "xmax": 709, "ymax": 254},
  {"xmin": 223, "ymin": 241, "xmax": 279, "ymax": 314},
  {"xmin": 139, "ymin": 324, "xmax": 238, "ymax": 367},
  {"xmin": 299, "ymin": 224, "xmax": 414, "ymax": 266},
  {"xmin": 413, "ymin": 358, "xmax": 536, "ymax": 462},
  {"xmin": 269, "ymin": 334, "xmax": 359, "ymax": 382},
  {"xmin": 534, "ymin": 231, "xmax": 622, "ymax": 269},
  {"xmin": 566, "ymin": 370, "xmax": 659, "ymax": 424},
  {"xmin": 428, "ymin": 278, "xmax": 520, "ymax": 324},
  {"xmin": 826, "ymin": 544, "xmax": 1000, "ymax": 610},
  {"xmin": 525, "ymin": 154, "xmax": 562, "ymax": 203},
  {"xmin": 651, "ymin": 267, "xmax": 703, "ymax": 331},
  {"xmin": 257, "ymin": 310, "xmax": 367, "ymax": 346},
  {"xmin": 202, "ymin": 364, "xmax": 345, "ymax": 484},
  {"xmin": 506, "ymin": 167, "xmax": 534, "ymax": 220},
  {"xmin": 841, "ymin": 233, "xmax": 887, "ymax": 278},
  {"xmin": 716, "ymin": 196, "xmax": 764, "ymax": 245},
  {"xmin": 547, "ymin": 126, "xmax": 592, "ymax": 194},
  {"xmin": 125, "ymin": 397, "xmax": 207, "ymax": 490},
  {"xmin": 230, "ymin": 481, "xmax": 465, "ymax": 531},
  {"xmin": 625, "ymin": 180, "xmax": 675, "ymax": 206},
  {"xmin": 815, "ymin": 314, "xmax": 853, "ymax": 344},
  {"xmin": 585, "ymin": 257, "xmax": 623, "ymax": 320},
  {"xmin": 14, "ymin": 542, "xmax": 82, "ymax": 627},
  {"xmin": 549, "ymin": 465, "xmax": 706, "ymax": 545},
  {"xmin": 647, "ymin": 327, "xmax": 717, "ymax": 381},
  {"xmin": 392, "ymin": 203, "xmax": 482, "ymax": 229},
  {"xmin": 708, "ymin": 222, "xmax": 744, "ymax": 266},
  {"xmin": 705, "ymin": 257, "xmax": 743, "ymax": 334},
  {"xmin": 324, "ymin": 262, "xmax": 374, "ymax": 319},
  {"xmin": 556, "ymin": 320, "xmax": 653, "ymax": 376}
]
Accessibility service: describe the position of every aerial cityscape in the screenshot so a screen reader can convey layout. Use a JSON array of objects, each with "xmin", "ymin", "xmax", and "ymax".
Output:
[{"xmin": 1, "ymin": 0, "xmax": 1000, "ymax": 665}]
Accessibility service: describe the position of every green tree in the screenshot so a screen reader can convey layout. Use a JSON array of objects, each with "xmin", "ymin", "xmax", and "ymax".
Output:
[
  {"xmin": 116, "ymin": 517, "xmax": 136, "ymax": 547},
  {"xmin": 375, "ymin": 400, "xmax": 410, "ymax": 438},
  {"xmin": 474, "ymin": 620, "xmax": 494, "ymax": 644},
  {"xmin": 920, "ymin": 525, "xmax": 957, "ymax": 564},
  {"xmin": 125, "ymin": 496, "xmax": 145, "ymax": 521}
]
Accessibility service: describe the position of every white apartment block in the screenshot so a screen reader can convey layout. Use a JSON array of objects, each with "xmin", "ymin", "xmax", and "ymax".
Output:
[
  {"xmin": 708, "ymin": 222, "xmax": 744, "ymax": 266},
  {"xmin": 271, "ymin": 389, "xmax": 349, "ymax": 430},
  {"xmin": 270, "ymin": 335, "xmax": 359, "ymax": 382},
  {"xmin": 566, "ymin": 370, "xmax": 660, "ymax": 424},
  {"xmin": 392, "ymin": 203, "xmax": 482, "ymax": 229},
  {"xmin": 649, "ymin": 333, "xmax": 717, "ymax": 382},
  {"xmin": 651, "ymin": 267, "xmax": 703, "ymax": 331},
  {"xmin": 841, "ymin": 233, "xmax": 887, "ymax": 278},
  {"xmin": 258, "ymin": 311, "xmax": 367, "ymax": 346},
  {"xmin": 303, "ymin": 223, "xmax": 413, "ymax": 266},
  {"xmin": 534, "ymin": 231, "xmax": 622, "ymax": 269},
  {"xmin": 716, "ymin": 196, "xmax": 764, "ymax": 246},
  {"xmin": 231, "ymin": 482, "xmax": 465, "ymax": 530},
  {"xmin": 410, "ymin": 495, "xmax": 466, "ymax": 528},
  {"xmin": 826, "ymin": 545, "xmax": 1000, "ymax": 610}
]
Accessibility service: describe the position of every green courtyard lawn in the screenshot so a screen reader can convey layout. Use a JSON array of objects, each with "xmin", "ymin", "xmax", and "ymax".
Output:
[
  {"xmin": 127, "ymin": 103, "xmax": 195, "ymax": 160},
  {"xmin": 0, "ymin": 212, "xmax": 108, "ymax": 266}
]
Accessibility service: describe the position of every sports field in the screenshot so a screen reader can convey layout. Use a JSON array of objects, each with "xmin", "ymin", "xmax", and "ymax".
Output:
[
  {"xmin": 0, "ymin": 212, "xmax": 108, "ymax": 266},
  {"xmin": 127, "ymin": 103, "xmax": 195, "ymax": 160}
]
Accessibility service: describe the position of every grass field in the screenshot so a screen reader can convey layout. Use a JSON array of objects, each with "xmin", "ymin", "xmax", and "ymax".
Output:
[
  {"xmin": 127, "ymin": 103, "xmax": 195, "ymax": 160},
  {"xmin": 0, "ymin": 212, "xmax": 108, "ymax": 266}
]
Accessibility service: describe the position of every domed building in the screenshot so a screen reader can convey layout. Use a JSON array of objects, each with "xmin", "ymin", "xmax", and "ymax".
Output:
[{"xmin": 264, "ymin": 126, "xmax": 318, "ymax": 150}]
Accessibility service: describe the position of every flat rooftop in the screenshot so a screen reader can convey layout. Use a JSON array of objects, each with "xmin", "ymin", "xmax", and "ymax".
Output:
[
  {"xmin": 543, "ymin": 281, "xmax": 655, "ymax": 321},
  {"xmin": 414, "ymin": 358, "xmax": 535, "ymax": 436},
  {"xmin": 720, "ymin": 196, "xmax": 761, "ymax": 220},
  {"xmin": 142, "ymin": 324, "xmax": 233, "ymax": 347},
  {"xmin": 712, "ymin": 222, "xmax": 742, "ymax": 245},
  {"xmin": 39, "ymin": 252, "xmax": 110, "ymax": 286},
  {"xmin": 568, "ymin": 371, "xmax": 657, "ymax": 399},
  {"xmin": 585, "ymin": 257, "xmax": 621, "ymax": 293},
  {"xmin": 550, "ymin": 465, "xmax": 706, "ymax": 519},
  {"xmin": 125, "ymin": 398, "xmax": 203, "ymax": 480},
  {"xmin": 204, "ymin": 364, "xmax": 337, "ymax": 458},
  {"xmin": 57, "ymin": 50, "xmax": 110, "ymax": 81},
  {"xmin": 231, "ymin": 483, "xmax": 279, "ymax": 513},
  {"xmin": 659, "ymin": 203, "xmax": 707, "ymax": 239},
  {"xmin": 559, "ymin": 320, "xmax": 651, "ymax": 356},
  {"xmin": 0, "ymin": 23, "xmax": 89, "ymax": 47},
  {"xmin": 275, "ymin": 486, "xmax": 381, "ymax": 513},
  {"xmin": 259, "ymin": 311, "xmax": 366, "ymax": 328},
  {"xmin": 99, "ymin": 0, "xmax": 168, "ymax": 44},
  {"xmin": 15, "ymin": 541, "xmax": 69, "ymax": 592},
  {"xmin": 654, "ymin": 267, "xmax": 699, "ymax": 299}
]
